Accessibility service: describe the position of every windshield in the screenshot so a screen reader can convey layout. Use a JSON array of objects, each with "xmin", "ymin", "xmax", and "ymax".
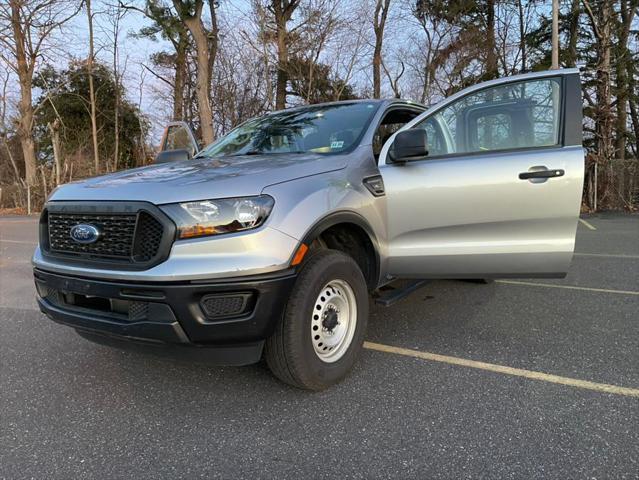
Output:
[{"xmin": 197, "ymin": 102, "xmax": 380, "ymax": 158}]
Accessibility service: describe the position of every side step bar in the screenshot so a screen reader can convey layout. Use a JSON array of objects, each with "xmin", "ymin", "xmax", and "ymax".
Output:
[{"xmin": 374, "ymin": 280, "xmax": 430, "ymax": 307}]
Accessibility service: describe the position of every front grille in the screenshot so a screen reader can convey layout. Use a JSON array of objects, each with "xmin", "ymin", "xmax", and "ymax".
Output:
[
  {"xmin": 132, "ymin": 212, "xmax": 164, "ymax": 262},
  {"xmin": 43, "ymin": 204, "xmax": 171, "ymax": 267},
  {"xmin": 49, "ymin": 213, "xmax": 138, "ymax": 259}
]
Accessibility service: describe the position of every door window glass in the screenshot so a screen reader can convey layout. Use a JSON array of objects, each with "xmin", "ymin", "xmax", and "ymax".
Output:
[
  {"xmin": 413, "ymin": 77, "xmax": 561, "ymax": 157},
  {"xmin": 422, "ymin": 118, "xmax": 448, "ymax": 156}
]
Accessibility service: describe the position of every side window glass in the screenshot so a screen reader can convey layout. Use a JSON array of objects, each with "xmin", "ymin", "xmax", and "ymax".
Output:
[
  {"xmin": 474, "ymin": 112, "xmax": 513, "ymax": 150},
  {"xmin": 374, "ymin": 109, "xmax": 422, "ymax": 159},
  {"xmin": 422, "ymin": 118, "xmax": 447, "ymax": 156},
  {"xmin": 414, "ymin": 77, "xmax": 561, "ymax": 157},
  {"xmin": 373, "ymin": 124, "xmax": 403, "ymax": 157}
]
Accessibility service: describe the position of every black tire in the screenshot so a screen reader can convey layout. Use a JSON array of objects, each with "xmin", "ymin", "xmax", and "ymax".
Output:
[{"xmin": 264, "ymin": 249, "xmax": 369, "ymax": 390}]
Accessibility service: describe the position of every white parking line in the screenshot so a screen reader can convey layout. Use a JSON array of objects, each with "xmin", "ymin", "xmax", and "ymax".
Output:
[
  {"xmin": 496, "ymin": 280, "xmax": 639, "ymax": 296},
  {"xmin": 364, "ymin": 341, "xmax": 639, "ymax": 398},
  {"xmin": 0, "ymin": 239, "xmax": 37, "ymax": 245},
  {"xmin": 574, "ymin": 252, "xmax": 639, "ymax": 259},
  {"xmin": 579, "ymin": 218, "xmax": 597, "ymax": 230}
]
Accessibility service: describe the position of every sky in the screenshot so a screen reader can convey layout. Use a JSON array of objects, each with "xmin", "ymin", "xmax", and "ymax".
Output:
[{"xmin": 2, "ymin": 0, "xmax": 258, "ymax": 141}]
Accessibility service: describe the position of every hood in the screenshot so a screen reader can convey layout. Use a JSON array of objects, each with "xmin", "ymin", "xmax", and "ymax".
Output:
[{"xmin": 49, "ymin": 152, "xmax": 348, "ymax": 204}]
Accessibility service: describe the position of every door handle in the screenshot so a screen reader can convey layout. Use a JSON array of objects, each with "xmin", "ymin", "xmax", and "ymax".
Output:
[{"xmin": 519, "ymin": 168, "xmax": 564, "ymax": 180}]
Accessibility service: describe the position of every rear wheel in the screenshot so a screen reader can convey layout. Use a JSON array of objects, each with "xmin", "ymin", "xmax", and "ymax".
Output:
[{"xmin": 264, "ymin": 250, "xmax": 368, "ymax": 390}]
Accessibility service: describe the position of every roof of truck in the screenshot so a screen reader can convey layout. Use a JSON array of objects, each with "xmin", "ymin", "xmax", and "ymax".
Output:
[{"xmin": 268, "ymin": 98, "xmax": 426, "ymax": 116}]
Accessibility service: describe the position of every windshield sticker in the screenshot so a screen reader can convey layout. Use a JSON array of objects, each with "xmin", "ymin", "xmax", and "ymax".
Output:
[{"xmin": 330, "ymin": 141, "xmax": 344, "ymax": 149}]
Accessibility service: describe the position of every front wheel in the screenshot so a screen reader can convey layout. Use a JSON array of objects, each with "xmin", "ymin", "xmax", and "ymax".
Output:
[{"xmin": 264, "ymin": 250, "xmax": 369, "ymax": 390}]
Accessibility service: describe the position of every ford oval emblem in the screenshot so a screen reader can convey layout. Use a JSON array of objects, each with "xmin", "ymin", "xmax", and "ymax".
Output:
[{"xmin": 70, "ymin": 224, "xmax": 101, "ymax": 244}]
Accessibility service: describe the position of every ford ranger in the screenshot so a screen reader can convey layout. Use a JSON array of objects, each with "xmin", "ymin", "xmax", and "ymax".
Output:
[{"xmin": 33, "ymin": 69, "xmax": 584, "ymax": 390}]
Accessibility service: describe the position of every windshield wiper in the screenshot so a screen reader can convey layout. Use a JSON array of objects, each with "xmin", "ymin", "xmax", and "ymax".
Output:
[{"xmin": 230, "ymin": 150, "xmax": 306, "ymax": 157}]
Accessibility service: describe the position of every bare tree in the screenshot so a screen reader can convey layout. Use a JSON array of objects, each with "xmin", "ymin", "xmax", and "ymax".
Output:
[
  {"xmin": 242, "ymin": 1, "xmax": 275, "ymax": 109},
  {"xmin": 124, "ymin": 0, "xmax": 192, "ymax": 121},
  {"xmin": 104, "ymin": 2, "xmax": 128, "ymax": 171},
  {"xmin": 614, "ymin": 0, "xmax": 638, "ymax": 161},
  {"xmin": 566, "ymin": 0, "xmax": 580, "ymax": 67},
  {"xmin": 516, "ymin": 0, "xmax": 527, "ymax": 72},
  {"xmin": 372, "ymin": 0, "xmax": 391, "ymax": 98},
  {"xmin": 86, "ymin": 0, "xmax": 101, "ymax": 174},
  {"xmin": 410, "ymin": 4, "xmax": 454, "ymax": 104},
  {"xmin": 583, "ymin": 0, "xmax": 614, "ymax": 165},
  {"xmin": 382, "ymin": 58, "xmax": 404, "ymax": 98},
  {"xmin": 48, "ymin": 119, "xmax": 62, "ymax": 185},
  {"xmin": 172, "ymin": 0, "xmax": 218, "ymax": 144},
  {"xmin": 485, "ymin": 0, "xmax": 498, "ymax": 79},
  {"xmin": 0, "ymin": 68, "xmax": 21, "ymax": 182},
  {"xmin": 269, "ymin": 0, "xmax": 301, "ymax": 109},
  {"xmin": 0, "ymin": 0, "xmax": 79, "ymax": 185},
  {"xmin": 328, "ymin": 4, "xmax": 368, "ymax": 101}
]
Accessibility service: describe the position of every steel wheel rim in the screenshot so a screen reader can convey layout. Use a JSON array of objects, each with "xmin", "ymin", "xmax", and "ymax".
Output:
[{"xmin": 311, "ymin": 279, "xmax": 357, "ymax": 363}]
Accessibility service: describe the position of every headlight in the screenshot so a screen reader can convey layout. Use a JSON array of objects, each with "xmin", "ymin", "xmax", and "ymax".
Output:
[{"xmin": 161, "ymin": 195, "xmax": 274, "ymax": 239}]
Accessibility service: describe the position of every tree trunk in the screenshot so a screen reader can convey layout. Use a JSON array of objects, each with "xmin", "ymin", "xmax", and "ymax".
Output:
[
  {"xmin": 551, "ymin": 0, "xmax": 559, "ymax": 69},
  {"xmin": 112, "ymin": 9, "xmax": 121, "ymax": 172},
  {"xmin": 566, "ymin": 0, "xmax": 580, "ymax": 67},
  {"xmin": 2, "ymin": 138, "xmax": 20, "ymax": 182},
  {"xmin": 373, "ymin": 0, "xmax": 391, "ymax": 99},
  {"xmin": 16, "ymin": 92, "xmax": 37, "ymax": 186},
  {"xmin": 173, "ymin": 33, "xmax": 188, "ymax": 120},
  {"xmin": 628, "ymin": 60, "xmax": 639, "ymax": 157},
  {"xmin": 372, "ymin": 44, "xmax": 382, "ymax": 99},
  {"xmin": 275, "ymin": 24, "xmax": 288, "ymax": 109},
  {"xmin": 595, "ymin": 1, "xmax": 614, "ymax": 165},
  {"xmin": 516, "ymin": 0, "xmax": 526, "ymax": 72},
  {"xmin": 174, "ymin": 0, "xmax": 216, "ymax": 145},
  {"xmin": 485, "ymin": 0, "xmax": 498, "ymax": 79},
  {"xmin": 9, "ymin": 0, "xmax": 37, "ymax": 185},
  {"xmin": 614, "ymin": 0, "xmax": 636, "ymax": 162},
  {"xmin": 185, "ymin": 15, "xmax": 215, "ymax": 145},
  {"xmin": 86, "ymin": 0, "xmax": 100, "ymax": 174},
  {"xmin": 274, "ymin": 7, "xmax": 289, "ymax": 109},
  {"xmin": 48, "ymin": 120, "xmax": 62, "ymax": 186}
]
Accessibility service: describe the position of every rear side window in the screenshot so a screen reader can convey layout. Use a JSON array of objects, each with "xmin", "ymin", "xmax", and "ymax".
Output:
[{"xmin": 414, "ymin": 78, "xmax": 562, "ymax": 157}]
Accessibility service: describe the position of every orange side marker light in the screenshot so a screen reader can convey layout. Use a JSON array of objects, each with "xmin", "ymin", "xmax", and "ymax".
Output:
[{"xmin": 291, "ymin": 243, "xmax": 309, "ymax": 266}]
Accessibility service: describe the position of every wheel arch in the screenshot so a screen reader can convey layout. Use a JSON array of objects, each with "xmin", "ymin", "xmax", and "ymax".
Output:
[{"xmin": 299, "ymin": 211, "xmax": 381, "ymax": 290}]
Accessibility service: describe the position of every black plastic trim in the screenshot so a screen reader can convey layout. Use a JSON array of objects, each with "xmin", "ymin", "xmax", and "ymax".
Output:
[
  {"xmin": 519, "ymin": 169, "xmax": 565, "ymax": 180},
  {"xmin": 298, "ymin": 211, "xmax": 382, "ymax": 288},
  {"xmin": 40, "ymin": 201, "xmax": 176, "ymax": 271},
  {"xmin": 363, "ymin": 175, "xmax": 386, "ymax": 197},
  {"xmin": 563, "ymin": 73, "xmax": 583, "ymax": 147},
  {"xmin": 34, "ymin": 267, "xmax": 297, "ymax": 345}
]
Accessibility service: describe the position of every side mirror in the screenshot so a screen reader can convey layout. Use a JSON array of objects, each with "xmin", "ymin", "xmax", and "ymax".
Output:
[
  {"xmin": 391, "ymin": 129, "xmax": 428, "ymax": 163},
  {"xmin": 155, "ymin": 148, "xmax": 191, "ymax": 164}
]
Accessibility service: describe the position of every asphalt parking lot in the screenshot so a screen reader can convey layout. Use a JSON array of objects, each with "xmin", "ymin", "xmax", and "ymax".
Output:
[{"xmin": 1, "ymin": 213, "xmax": 637, "ymax": 479}]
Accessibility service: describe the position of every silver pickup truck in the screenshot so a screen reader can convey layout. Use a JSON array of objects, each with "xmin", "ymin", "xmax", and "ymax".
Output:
[{"xmin": 33, "ymin": 69, "xmax": 584, "ymax": 390}]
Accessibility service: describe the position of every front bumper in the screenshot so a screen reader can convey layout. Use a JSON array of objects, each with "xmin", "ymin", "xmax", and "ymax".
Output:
[{"xmin": 34, "ymin": 268, "xmax": 297, "ymax": 365}]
